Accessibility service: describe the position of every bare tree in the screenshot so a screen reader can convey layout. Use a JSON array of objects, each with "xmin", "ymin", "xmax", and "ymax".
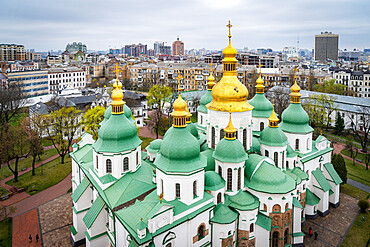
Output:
[
  {"xmin": 266, "ymin": 87, "xmax": 290, "ymax": 117},
  {"xmin": 0, "ymin": 83, "xmax": 26, "ymax": 127},
  {"xmin": 347, "ymin": 106, "xmax": 370, "ymax": 152},
  {"xmin": 308, "ymin": 68, "xmax": 315, "ymax": 91},
  {"xmin": 345, "ymin": 137, "xmax": 358, "ymax": 166}
]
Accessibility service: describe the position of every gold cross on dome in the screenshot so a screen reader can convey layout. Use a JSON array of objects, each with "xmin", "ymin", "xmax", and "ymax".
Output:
[
  {"xmin": 177, "ymin": 74, "xmax": 183, "ymax": 91},
  {"xmin": 294, "ymin": 66, "xmax": 298, "ymax": 81},
  {"xmin": 259, "ymin": 61, "xmax": 262, "ymax": 74},
  {"xmin": 226, "ymin": 20, "xmax": 232, "ymax": 38},
  {"xmin": 114, "ymin": 63, "xmax": 120, "ymax": 80}
]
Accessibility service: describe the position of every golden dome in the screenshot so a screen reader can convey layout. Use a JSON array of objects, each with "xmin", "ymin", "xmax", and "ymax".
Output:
[
  {"xmin": 207, "ymin": 20, "xmax": 253, "ymax": 112},
  {"xmin": 224, "ymin": 112, "xmax": 237, "ymax": 140},
  {"xmin": 291, "ymin": 82, "xmax": 301, "ymax": 94},
  {"xmin": 207, "ymin": 62, "xmax": 215, "ymax": 90},
  {"xmin": 171, "ymin": 75, "xmax": 188, "ymax": 127},
  {"xmin": 290, "ymin": 67, "xmax": 302, "ymax": 103},
  {"xmin": 110, "ymin": 79, "xmax": 125, "ymax": 114}
]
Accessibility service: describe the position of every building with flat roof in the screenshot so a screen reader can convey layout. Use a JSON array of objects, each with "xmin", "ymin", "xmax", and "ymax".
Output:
[
  {"xmin": 315, "ymin": 31, "xmax": 339, "ymax": 61},
  {"xmin": 172, "ymin": 37, "xmax": 184, "ymax": 56},
  {"xmin": 0, "ymin": 44, "xmax": 26, "ymax": 61}
]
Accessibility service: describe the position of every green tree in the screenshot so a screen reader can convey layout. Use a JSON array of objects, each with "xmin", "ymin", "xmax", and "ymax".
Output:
[
  {"xmin": 44, "ymin": 107, "xmax": 81, "ymax": 164},
  {"xmin": 81, "ymin": 106, "xmax": 105, "ymax": 140},
  {"xmin": 334, "ymin": 112, "xmax": 345, "ymax": 135},
  {"xmin": 357, "ymin": 199, "xmax": 369, "ymax": 213},
  {"xmin": 332, "ymin": 154, "xmax": 347, "ymax": 184},
  {"xmin": 147, "ymin": 85, "xmax": 172, "ymax": 139}
]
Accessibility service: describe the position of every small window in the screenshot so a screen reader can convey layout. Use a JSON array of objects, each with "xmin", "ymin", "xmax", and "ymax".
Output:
[
  {"xmin": 193, "ymin": 181, "xmax": 197, "ymax": 197},
  {"xmin": 96, "ymin": 155, "xmax": 98, "ymax": 169},
  {"xmin": 265, "ymin": 150, "xmax": 269, "ymax": 157},
  {"xmin": 274, "ymin": 152, "xmax": 278, "ymax": 166},
  {"xmin": 295, "ymin": 139, "xmax": 299, "ymax": 150},
  {"xmin": 175, "ymin": 183, "xmax": 180, "ymax": 198},
  {"xmin": 217, "ymin": 193, "xmax": 222, "ymax": 204},
  {"xmin": 123, "ymin": 157, "xmax": 129, "ymax": 171},
  {"xmin": 218, "ymin": 166, "xmax": 222, "ymax": 178},
  {"xmin": 220, "ymin": 129, "xmax": 225, "ymax": 140},
  {"xmin": 260, "ymin": 122, "xmax": 264, "ymax": 131},
  {"xmin": 237, "ymin": 168, "xmax": 241, "ymax": 190},
  {"xmin": 250, "ymin": 223, "xmax": 254, "ymax": 233},
  {"xmin": 227, "ymin": 168, "xmax": 232, "ymax": 191},
  {"xmin": 106, "ymin": 159, "xmax": 112, "ymax": 173}
]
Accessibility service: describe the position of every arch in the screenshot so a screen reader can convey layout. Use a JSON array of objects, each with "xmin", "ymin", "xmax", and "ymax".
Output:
[
  {"xmin": 162, "ymin": 231, "xmax": 176, "ymax": 245},
  {"xmin": 263, "ymin": 204, "xmax": 267, "ymax": 211},
  {"xmin": 284, "ymin": 228, "xmax": 289, "ymax": 245},
  {"xmin": 250, "ymin": 223, "xmax": 254, "ymax": 233},
  {"xmin": 211, "ymin": 127, "xmax": 215, "ymax": 149},
  {"xmin": 228, "ymin": 230, "xmax": 232, "ymax": 236},
  {"xmin": 285, "ymin": 203, "xmax": 289, "ymax": 211},
  {"xmin": 272, "ymin": 204, "xmax": 281, "ymax": 212},
  {"xmin": 227, "ymin": 168, "xmax": 232, "ymax": 191},
  {"xmin": 243, "ymin": 129, "xmax": 247, "ymax": 150},
  {"xmin": 193, "ymin": 180, "xmax": 197, "ymax": 198},
  {"xmin": 217, "ymin": 193, "xmax": 222, "ymax": 204},
  {"xmin": 295, "ymin": 139, "xmax": 299, "ymax": 150},
  {"xmin": 200, "ymin": 115, "xmax": 203, "ymax": 125},
  {"xmin": 106, "ymin": 159, "xmax": 112, "ymax": 173},
  {"xmin": 260, "ymin": 122, "xmax": 265, "ymax": 131},
  {"xmin": 220, "ymin": 129, "xmax": 225, "ymax": 140},
  {"xmin": 272, "ymin": 231, "xmax": 279, "ymax": 247},
  {"xmin": 237, "ymin": 168, "xmax": 241, "ymax": 190},
  {"xmin": 123, "ymin": 157, "xmax": 129, "ymax": 171},
  {"xmin": 274, "ymin": 152, "xmax": 278, "ymax": 166},
  {"xmin": 218, "ymin": 166, "xmax": 222, "ymax": 178},
  {"xmin": 282, "ymin": 151, "xmax": 285, "ymax": 168},
  {"xmin": 198, "ymin": 224, "xmax": 206, "ymax": 240},
  {"xmin": 175, "ymin": 183, "xmax": 180, "ymax": 198},
  {"xmin": 265, "ymin": 150, "xmax": 269, "ymax": 158}
]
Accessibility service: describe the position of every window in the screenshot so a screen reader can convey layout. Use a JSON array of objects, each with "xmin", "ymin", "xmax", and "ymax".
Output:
[
  {"xmin": 263, "ymin": 204, "xmax": 267, "ymax": 211},
  {"xmin": 193, "ymin": 181, "xmax": 197, "ymax": 197},
  {"xmin": 272, "ymin": 232, "xmax": 279, "ymax": 247},
  {"xmin": 285, "ymin": 203, "xmax": 289, "ymax": 211},
  {"xmin": 243, "ymin": 129, "xmax": 247, "ymax": 150},
  {"xmin": 123, "ymin": 157, "xmax": 129, "ymax": 171},
  {"xmin": 274, "ymin": 152, "xmax": 278, "ymax": 166},
  {"xmin": 136, "ymin": 152, "xmax": 139, "ymax": 165},
  {"xmin": 218, "ymin": 166, "xmax": 222, "ymax": 178},
  {"xmin": 237, "ymin": 168, "xmax": 241, "ymax": 190},
  {"xmin": 211, "ymin": 127, "xmax": 215, "ymax": 149},
  {"xmin": 307, "ymin": 138, "xmax": 310, "ymax": 150},
  {"xmin": 272, "ymin": 204, "xmax": 281, "ymax": 212},
  {"xmin": 227, "ymin": 168, "xmax": 232, "ymax": 191},
  {"xmin": 175, "ymin": 183, "xmax": 180, "ymax": 198},
  {"xmin": 96, "ymin": 155, "xmax": 98, "ymax": 169},
  {"xmin": 265, "ymin": 150, "xmax": 269, "ymax": 157},
  {"xmin": 106, "ymin": 159, "xmax": 112, "ymax": 173},
  {"xmin": 282, "ymin": 151, "xmax": 285, "ymax": 168},
  {"xmin": 294, "ymin": 160, "xmax": 296, "ymax": 167},
  {"xmin": 217, "ymin": 193, "xmax": 222, "ymax": 204},
  {"xmin": 220, "ymin": 129, "xmax": 225, "ymax": 140},
  {"xmin": 260, "ymin": 122, "xmax": 264, "ymax": 131},
  {"xmin": 250, "ymin": 223, "xmax": 254, "ymax": 233},
  {"xmin": 295, "ymin": 139, "xmax": 299, "ymax": 150},
  {"xmin": 284, "ymin": 229, "xmax": 289, "ymax": 245},
  {"xmin": 198, "ymin": 224, "xmax": 205, "ymax": 240}
]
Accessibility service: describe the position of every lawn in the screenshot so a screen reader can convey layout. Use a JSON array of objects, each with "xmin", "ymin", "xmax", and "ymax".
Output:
[
  {"xmin": 340, "ymin": 184, "xmax": 370, "ymax": 200},
  {"xmin": 0, "ymin": 187, "xmax": 9, "ymax": 197},
  {"xmin": 341, "ymin": 149, "xmax": 368, "ymax": 163},
  {"xmin": 41, "ymin": 137, "xmax": 54, "ymax": 147},
  {"xmin": 344, "ymin": 157, "xmax": 370, "ymax": 187},
  {"xmin": 341, "ymin": 212, "xmax": 370, "ymax": 247},
  {"xmin": 6, "ymin": 156, "xmax": 72, "ymax": 195},
  {"xmin": 8, "ymin": 112, "xmax": 28, "ymax": 127},
  {"xmin": 0, "ymin": 148, "xmax": 59, "ymax": 180},
  {"xmin": 140, "ymin": 136, "xmax": 155, "ymax": 150},
  {"xmin": 0, "ymin": 218, "xmax": 12, "ymax": 247}
]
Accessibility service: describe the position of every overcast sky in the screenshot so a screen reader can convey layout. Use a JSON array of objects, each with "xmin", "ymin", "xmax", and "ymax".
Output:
[{"xmin": 1, "ymin": 0, "xmax": 369, "ymax": 52}]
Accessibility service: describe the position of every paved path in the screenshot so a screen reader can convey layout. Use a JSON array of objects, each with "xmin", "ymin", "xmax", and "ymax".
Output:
[
  {"xmin": 332, "ymin": 142, "xmax": 367, "ymax": 168},
  {"xmin": 347, "ymin": 178, "xmax": 370, "ymax": 193},
  {"xmin": 12, "ymin": 209, "xmax": 42, "ymax": 247}
]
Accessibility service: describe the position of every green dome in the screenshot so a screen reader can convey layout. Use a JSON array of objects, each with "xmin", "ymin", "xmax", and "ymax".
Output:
[
  {"xmin": 146, "ymin": 139, "xmax": 162, "ymax": 153},
  {"xmin": 286, "ymin": 145, "xmax": 297, "ymax": 157},
  {"xmin": 250, "ymin": 136, "xmax": 260, "ymax": 153},
  {"xmin": 245, "ymin": 154, "xmax": 265, "ymax": 180},
  {"xmin": 280, "ymin": 103, "xmax": 314, "ymax": 134},
  {"xmin": 93, "ymin": 114, "xmax": 142, "ymax": 153},
  {"xmin": 163, "ymin": 126, "xmax": 173, "ymax": 139},
  {"xmin": 245, "ymin": 156, "xmax": 296, "ymax": 194},
  {"xmin": 249, "ymin": 93, "xmax": 273, "ymax": 118},
  {"xmin": 201, "ymin": 149, "xmax": 215, "ymax": 171},
  {"xmin": 213, "ymin": 139, "xmax": 248, "ymax": 163},
  {"xmin": 259, "ymin": 126, "xmax": 288, "ymax": 147},
  {"xmin": 210, "ymin": 204, "xmax": 238, "ymax": 224},
  {"xmin": 154, "ymin": 127, "xmax": 206, "ymax": 173},
  {"xmin": 197, "ymin": 90, "xmax": 212, "ymax": 113},
  {"xmin": 226, "ymin": 190, "xmax": 259, "ymax": 211},
  {"xmin": 124, "ymin": 104, "xmax": 132, "ymax": 119},
  {"xmin": 204, "ymin": 171, "xmax": 225, "ymax": 191},
  {"xmin": 186, "ymin": 123, "xmax": 199, "ymax": 139},
  {"xmin": 100, "ymin": 105, "xmax": 112, "ymax": 126}
]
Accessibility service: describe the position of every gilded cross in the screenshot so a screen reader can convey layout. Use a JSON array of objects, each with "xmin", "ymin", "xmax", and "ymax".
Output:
[
  {"xmin": 177, "ymin": 74, "xmax": 183, "ymax": 91},
  {"xmin": 259, "ymin": 61, "xmax": 262, "ymax": 75},
  {"xmin": 226, "ymin": 20, "xmax": 232, "ymax": 39},
  {"xmin": 114, "ymin": 63, "xmax": 120, "ymax": 80},
  {"xmin": 294, "ymin": 66, "xmax": 298, "ymax": 82}
]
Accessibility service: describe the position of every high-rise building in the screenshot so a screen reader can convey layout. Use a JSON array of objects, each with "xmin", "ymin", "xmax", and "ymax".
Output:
[
  {"xmin": 172, "ymin": 37, "xmax": 184, "ymax": 56},
  {"xmin": 0, "ymin": 44, "xmax": 26, "ymax": 61},
  {"xmin": 314, "ymin": 31, "xmax": 339, "ymax": 61},
  {"xmin": 154, "ymin": 42, "xmax": 171, "ymax": 55},
  {"xmin": 124, "ymin": 43, "xmax": 147, "ymax": 57},
  {"xmin": 66, "ymin": 42, "xmax": 87, "ymax": 53}
]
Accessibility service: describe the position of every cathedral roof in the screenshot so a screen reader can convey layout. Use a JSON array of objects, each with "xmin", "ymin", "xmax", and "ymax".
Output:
[
  {"xmin": 280, "ymin": 103, "xmax": 313, "ymax": 134},
  {"xmin": 204, "ymin": 171, "xmax": 225, "ymax": 191},
  {"xmin": 259, "ymin": 126, "xmax": 288, "ymax": 147},
  {"xmin": 197, "ymin": 90, "xmax": 212, "ymax": 113},
  {"xmin": 146, "ymin": 139, "xmax": 162, "ymax": 154},
  {"xmin": 213, "ymin": 138, "xmax": 248, "ymax": 163},
  {"xmin": 210, "ymin": 203, "xmax": 238, "ymax": 224},
  {"xmin": 249, "ymin": 93, "xmax": 273, "ymax": 118},
  {"xmin": 226, "ymin": 190, "xmax": 259, "ymax": 211},
  {"xmin": 186, "ymin": 123, "xmax": 200, "ymax": 139},
  {"xmin": 201, "ymin": 148, "xmax": 215, "ymax": 171}
]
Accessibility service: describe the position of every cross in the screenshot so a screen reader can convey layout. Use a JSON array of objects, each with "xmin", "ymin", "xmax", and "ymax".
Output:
[
  {"xmin": 177, "ymin": 74, "xmax": 183, "ymax": 92},
  {"xmin": 226, "ymin": 20, "xmax": 232, "ymax": 39},
  {"xmin": 259, "ymin": 60, "xmax": 262, "ymax": 75},
  {"xmin": 113, "ymin": 63, "xmax": 120, "ymax": 80},
  {"xmin": 294, "ymin": 66, "xmax": 298, "ymax": 82}
]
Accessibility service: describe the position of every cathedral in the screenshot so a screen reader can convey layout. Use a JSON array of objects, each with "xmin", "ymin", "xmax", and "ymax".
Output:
[{"xmin": 70, "ymin": 22, "xmax": 342, "ymax": 247}]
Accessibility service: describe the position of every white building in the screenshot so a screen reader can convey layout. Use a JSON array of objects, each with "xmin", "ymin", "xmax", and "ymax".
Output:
[{"xmin": 48, "ymin": 67, "xmax": 86, "ymax": 94}]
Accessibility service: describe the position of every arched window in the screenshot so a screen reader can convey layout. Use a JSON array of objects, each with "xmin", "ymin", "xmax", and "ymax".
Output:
[
  {"xmin": 293, "ymin": 160, "xmax": 296, "ymax": 167},
  {"xmin": 193, "ymin": 181, "xmax": 197, "ymax": 198},
  {"xmin": 237, "ymin": 168, "xmax": 241, "ymax": 190},
  {"xmin": 285, "ymin": 203, "xmax": 289, "ymax": 211},
  {"xmin": 227, "ymin": 168, "xmax": 232, "ymax": 191},
  {"xmin": 284, "ymin": 228, "xmax": 289, "ymax": 245},
  {"xmin": 136, "ymin": 151, "xmax": 139, "ymax": 165},
  {"xmin": 123, "ymin": 157, "xmax": 129, "ymax": 171},
  {"xmin": 166, "ymin": 244, "xmax": 172, "ymax": 247},
  {"xmin": 272, "ymin": 232, "xmax": 279, "ymax": 247},
  {"xmin": 198, "ymin": 224, "xmax": 205, "ymax": 240},
  {"xmin": 274, "ymin": 152, "xmax": 278, "ymax": 166},
  {"xmin": 220, "ymin": 129, "xmax": 225, "ymax": 140},
  {"xmin": 211, "ymin": 127, "xmax": 215, "ymax": 149},
  {"xmin": 243, "ymin": 129, "xmax": 247, "ymax": 150},
  {"xmin": 235, "ymin": 130, "xmax": 238, "ymax": 140},
  {"xmin": 175, "ymin": 183, "xmax": 180, "ymax": 198},
  {"xmin": 250, "ymin": 223, "xmax": 254, "ymax": 233},
  {"xmin": 272, "ymin": 204, "xmax": 281, "ymax": 212},
  {"xmin": 263, "ymin": 204, "xmax": 267, "ymax": 211},
  {"xmin": 96, "ymin": 155, "xmax": 98, "ymax": 169},
  {"xmin": 286, "ymin": 161, "xmax": 289, "ymax": 169},
  {"xmin": 217, "ymin": 193, "xmax": 222, "ymax": 204},
  {"xmin": 260, "ymin": 122, "xmax": 264, "ymax": 131},
  {"xmin": 265, "ymin": 150, "xmax": 269, "ymax": 158},
  {"xmin": 218, "ymin": 166, "xmax": 222, "ymax": 178},
  {"xmin": 282, "ymin": 151, "xmax": 285, "ymax": 168},
  {"xmin": 106, "ymin": 159, "xmax": 112, "ymax": 173},
  {"xmin": 295, "ymin": 139, "xmax": 299, "ymax": 150},
  {"xmin": 200, "ymin": 115, "xmax": 203, "ymax": 125},
  {"xmin": 307, "ymin": 138, "xmax": 310, "ymax": 150}
]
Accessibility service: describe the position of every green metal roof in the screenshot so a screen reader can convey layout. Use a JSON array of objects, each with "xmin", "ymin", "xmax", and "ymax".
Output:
[
  {"xmin": 293, "ymin": 197, "xmax": 303, "ymax": 209},
  {"xmin": 70, "ymin": 225, "xmax": 77, "ymax": 236},
  {"xmin": 245, "ymin": 154, "xmax": 265, "ymax": 181},
  {"xmin": 186, "ymin": 123, "xmax": 200, "ymax": 140},
  {"xmin": 324, "ymin": 163, "xmax": 343, "ymax": 185},
  {"xmin": 83, "ymin": 196, "xmax": 105, "ymax": 229},
  {"xmin": 71, "ymin": 177, "xmax": 90, "ymax": 203},
  {"xmin": 284, "ymin": 170, "xmax": 301, "ymax": 184},
  {"xmin": 292, "ymin": 232, "xmax": 305, "ymax": 237},
  {"xmin": 286, "ymin": 145, "xmax": 298, "ymax": 157},
  {"xmin": 280, "ymin": 103, "xmax": 314, "ymax": 134},
  {"xmin": 225, "ymin": 190, "xmax": 260, "ymax": 211},
  {"xmin": 249, "ymin": 93, "xmax": 273, "ymax": 118},
  {"xmin": 306, "ymin": 189, "xmax": 320, "ymax": 205},
  {"xmin": 137, "ymin": 220, "xmax": 147, "ymax": 231},
  {"xmin": 201, "ymin": 149, "xmax": 215, "ymax": 171},
  {"xmin": 99, "ymin": 173, "xmax": 117, "ymax": 184},
  {"xmin": 93, "ymin": 113, "xmax": 142, "ymax": 153},
  {"xmin": 312, "ymin": 168, "xmax": 332, "ymax": 192},
  {"xmin": 210, "ymin": 203, "xmax": 238, "ymax": 224},
  {"xmin": 259, "ymin": 126, "xmax": 288, "ymax": 147},
  {"xmin": 204, "ymin": 171, "xmax": 225, "ymax": 191},
  {"xmin": 213, "ymin": 138, "xmax": 248, "ymax": 163},
  {"xmin": 197, "ymin": 90, "xmax": 212, "ymax": 113},
  {"xmin": 155, "ymin": 127, "xmax": 206, "ymax": 173},
  {"xmin": 250, "ymin": 136, "xmax": 260, "ymax": 154},
  {"xmin": 256, "ymin": 212, "xmax": 271, "ymax": 231},
  {"xmin": 291, "ymin": 167, "xmax": 309, "ymax": 180},
  {"xmin": 300, "ymin": 147, "xmax": 334, "ymax": 163},
  {"xmin": 146, "ymin": 139, "xmax": 162, "ymax": 153}
]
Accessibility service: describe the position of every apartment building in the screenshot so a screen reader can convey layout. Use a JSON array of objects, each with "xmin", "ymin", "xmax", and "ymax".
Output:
[
  {"xmin": 0, "ymin": 44, "xmax": 26, "ymax": 61},
  {"xmin": 7, "ymin": 69, "xmax": 48, "ymax": 97},
  {"xmin": 332, "ymin": 68, "xmax": 370, "ymax": 98},
  {"xmin": 26, "ymin": 52, "xmax": 42, "ymax": 61},
  {"xmin": 48, "ymin": 67, "xmax": 86, "ymax": 94},
  {"xmin": 172, "ymin": 37, "xmax": 184, "ymax": 56},
  {"xmin": 315, "ymin": 31, "xmax": 339, "ymax": 61}
]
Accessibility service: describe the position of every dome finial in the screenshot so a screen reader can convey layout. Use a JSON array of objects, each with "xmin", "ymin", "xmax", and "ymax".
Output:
[
  {"xmin": 110, "ymin": 64, "xmax": 125, "ymax": 114},
  {"xmin": 268, "ymin": 104, "xmax": 279, "ymax": 128},
  {"xmin": 207, "ymin": 59, "xmax": 215, "ymax": 90},
  {"xmin": 171, "ymin": 74, "xmax": 187, "ymax": 128},
  {"xmin": 290, "ymin": 66, "xmax": 301, "ymax": 103},
  {"xmin": 227, "ymin": 20, "xmax": 233, "ymax": 44},
  {"xmin": 224, "ymin": 106, "xmax": 237, "ymax": 140},
  {"xmin": 256, "ymin": 60, "xmax": 265, "ymax": 93},
  {"xmin": 177, "ymin": 74, "xmax": 182, "ymax": 93}
]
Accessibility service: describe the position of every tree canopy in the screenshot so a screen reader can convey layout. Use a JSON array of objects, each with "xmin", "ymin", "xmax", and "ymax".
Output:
[{"xmin": 81, "ymin": 106, "xmax": 105, "ymax": 140}]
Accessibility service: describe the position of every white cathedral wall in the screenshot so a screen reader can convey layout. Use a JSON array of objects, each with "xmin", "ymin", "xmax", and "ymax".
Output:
[
  {"xmin": 72, "ymin": 210, "xmax": 88, "ymax": 243},
  {"xmin": 197, "ymin": 111, "xmax": 208, "ymax": 128},
  {"xmin": 292, "ymin": 205, "xmax": 302, "ymax": 234},
  {"xmin": 87, "ymin": 206, "xmax": 107, "ymax": 238},
  {"xmin": 209, "ymin": 188, "xmax": 225, "ymax": 205},
  {"xmin": 284, "ymin": 132, "xmax": 313, "ymax": 155},
  {"xmin": 260, "ymin": 144, "xmax": 287, "ymax": 169},
  {"xmin": 85, "ymin": 234, "xmax": 108, "ymax": 247},
  {"xmin": 302, "ymin": 151, "xmax": 332, "ymax": 180},
  {"xmin": 156, "ymin": 169, "xmax": 205, "ymax": 205},
  {"xmin": 252, "ymin": 117, "xmax": 269, "ymax": 132},
  {"xmin": 115, "ymin": 219, "xmax": 129, "ymax": 247},
  {"xmin": 207, "ymin": 109, "xmax": 252, "ymax": 150},
  {"xmin": 247, "ymin": 189, "xmax": 293, "ymax": 215},
  {"xmin": 237, "ymin": 208, "xmax": 258, "ymax": 237},
  {"xmin": 305, "ymin": 204, "xmax": 316, "ymax": 216},
  {"xmin": 74, "ymin": 187, "xmax": 92, "ymax": 212},
  {"xmin": 212, "ymin": 221, "xmax": 237, "ymax": 247},
  {"xmin": 255, "ymin": 225, "xmax": 269, "ymax": 247},
  {"xmin": 311, "ymin": 187, "xmax": 329, "ymax": 214},
  {"xmin": 215, "ymin": 160, "xmax": 244, "ymax": 195}
]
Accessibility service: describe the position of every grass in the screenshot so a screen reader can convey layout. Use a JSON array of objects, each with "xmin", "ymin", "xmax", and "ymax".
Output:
[
  {"xmin": 341, "ymin": 212, "xmax": 370, "ymax": 247},
  {"xmin": 0, "ymin": 187, "xmax": 9, "ymax": 197},
  {"xmin": 344, "ymin": 157, "xmax": 370, "ymax": 187},
  {"xmin": 0, "ymin": 218, "xmax": 12, "ymax": 247},
  {"xmin": 341, "ymin": 149, "xmax": 368, "ymax": 163},
  {"xmin": 140, "ymin": 136, "xmax": 155, "ymax": 150},
  {"xmin": 6, "ymin": 156, "xmax": 72, "ymax": 195},
  {"xmin": 0, "ymin": 148, "xmax": 59, "ymax": 180},
  {"xmin": 8, "ymin": 112, "xmax": 28, "ymax": 127},
  {"xmin": 41, "ymin": 137, "xmax": 54, "ymax": 147},
  {"xmin": 340, "ymin": 184, "xmax": 370, "ymax": 200}
]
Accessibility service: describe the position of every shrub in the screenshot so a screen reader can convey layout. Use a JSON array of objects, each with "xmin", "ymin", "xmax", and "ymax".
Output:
[
  {"xmin": 358, "ymin": 199, "xmax": 369, "ymax": 213},
  {"xmin": 332, "ymin": 154, "xmax": 347, "ymax": 184}
]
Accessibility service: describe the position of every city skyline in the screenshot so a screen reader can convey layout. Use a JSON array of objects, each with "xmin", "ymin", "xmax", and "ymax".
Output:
[{"xmin": 1, "ymin": 0, "xmax": 369, "ymax": 52}]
